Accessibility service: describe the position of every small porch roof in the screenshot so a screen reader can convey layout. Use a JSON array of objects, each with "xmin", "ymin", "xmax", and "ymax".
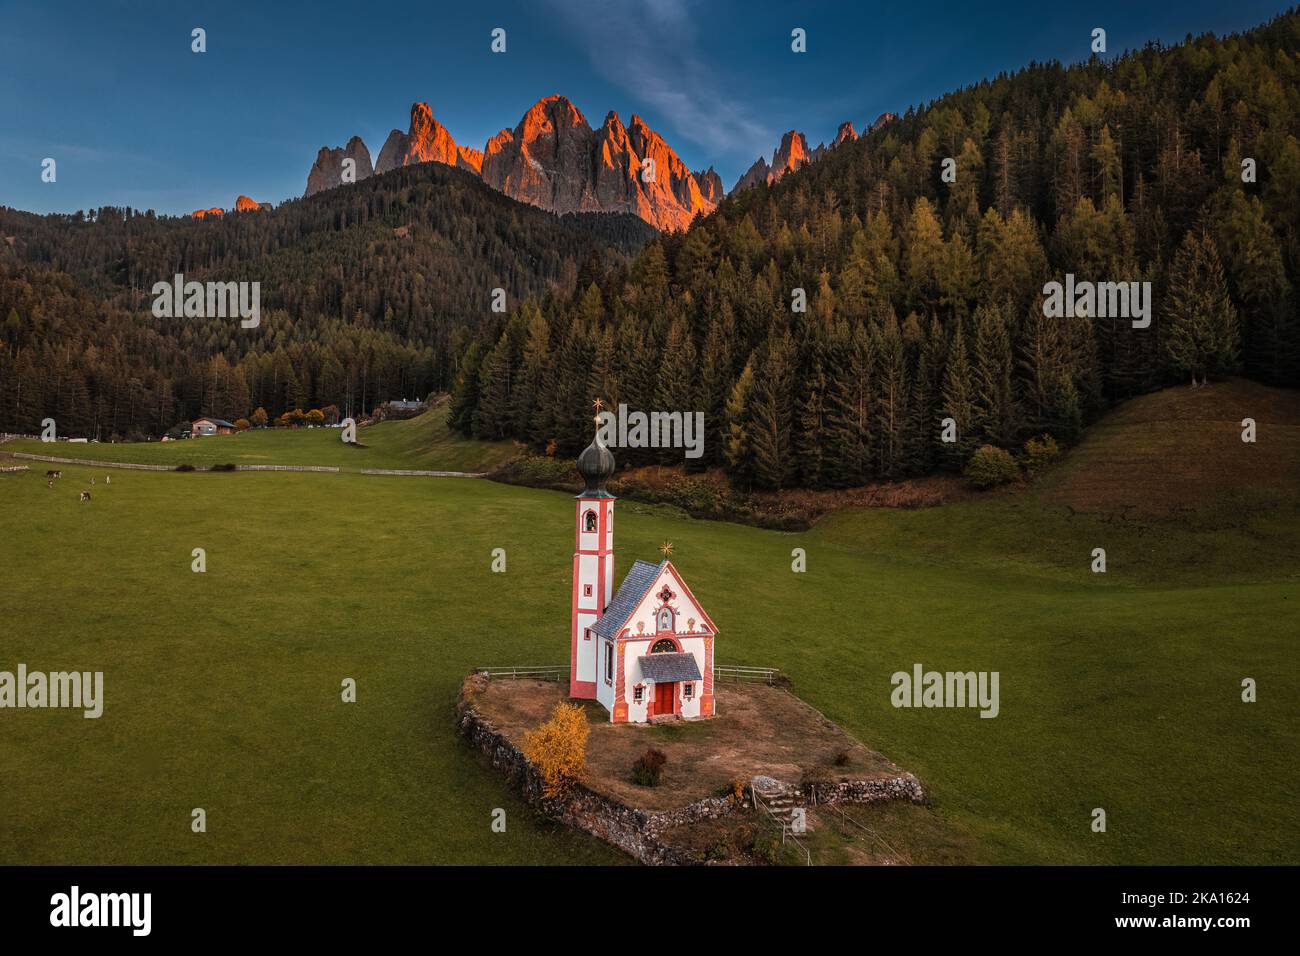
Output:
[{"xmin": 637, "ymin": 652, "xmax": 702, "ymax": 683}]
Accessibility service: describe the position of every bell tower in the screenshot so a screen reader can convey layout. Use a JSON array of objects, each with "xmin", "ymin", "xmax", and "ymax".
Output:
[{"xmin": 570, "ymin": 403, "xmax": 616, "ymax": 700}]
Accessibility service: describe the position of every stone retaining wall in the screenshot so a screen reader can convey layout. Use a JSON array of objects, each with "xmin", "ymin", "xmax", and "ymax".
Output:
[
  {"xmin": 457, "ymin": 674, "xmax": 740, "ymax": 865},
  {"xmin": 457, "ymin": 673, "xmax": 926, "ymax": 865}
]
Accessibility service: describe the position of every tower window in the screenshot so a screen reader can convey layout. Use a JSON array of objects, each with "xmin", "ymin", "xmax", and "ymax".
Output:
[
  {"xmin": 584, "ymin": 584, "xmax": 592, "ymax": 597},
  {"xmin": 584, "ymin": 510, "xmax": 597, "ymax": 532}
]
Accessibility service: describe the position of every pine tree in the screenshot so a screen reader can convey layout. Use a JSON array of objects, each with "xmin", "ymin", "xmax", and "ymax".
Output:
[
  {"xmin": 973, "ymin": 302, "xmax": 1017, "ymax": 444},
  {"xmin": 823, "ymin": 320, "xmax": 873, "ymax": 487},
  {"xmin": 749, "ymin": 334, "xmax": 796, "ymax": 490},
  {"xmin": 723, "ymin": 361, "xmax": 756, "ymax": 489},
  {"xmin": 874, "ymin": 312, "xmax": 910, "ymax": 478},
  {"xmin": 1163, "ymin": 229, "xmax": 1241, "ymax": 385},
  {"xmin": 940, "ymin": 321, "xmax": 977, "ymax": 468}
]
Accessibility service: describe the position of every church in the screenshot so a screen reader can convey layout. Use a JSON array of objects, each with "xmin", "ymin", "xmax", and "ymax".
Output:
[{"xmin": 568, "ymin": 419, "xmax": 718, "ymax": 723}]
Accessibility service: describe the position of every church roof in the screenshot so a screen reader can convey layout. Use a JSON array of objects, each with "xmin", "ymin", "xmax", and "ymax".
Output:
[
  {"xmin": 637, "ymin": 652, "xmax": 702, "ymax": 683},
  {"xmin": 593, "ymin": 559, "xmax": 664, "ymax": 639}
]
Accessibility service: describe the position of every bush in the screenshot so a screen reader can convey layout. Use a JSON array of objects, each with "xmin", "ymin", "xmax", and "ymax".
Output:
[
  {"xmin": 522, "ymin": 702, "xmax": 588, "ymax": 799},
  {"xmin": 1021, "ymin": 434, "xmax": 1061, "ymax": 473},
  {"xmin": 233, "ymin": 418, "xmax": 250, "ymax": 431},
  {"xmin": 211, "ymin": 463, "xmax": 237, "ymax": 472},
  {"xmin": 964, "ymin": 445, "xmax": 1020, "ymax": 489},
  {"xmin": 750, "ymin": 833, "xmax": 781, "ymax": 865},
  {"xmin": 833, "ymin": 751, "xmax": 850, "ymax": 767},
  {"xmin": 631, "ymin": 748, "xmax": 667, "ymax": 787},
  {"xmin": 174, "ymin": 463, "xmax": 196, "ymax": 472}
]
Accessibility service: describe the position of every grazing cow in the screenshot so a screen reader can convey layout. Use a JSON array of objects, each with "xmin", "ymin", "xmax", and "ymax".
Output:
[
  {"xmin": 45, "ymin": 469, "xmax": 61, "ymax": 478},
  {"xmin": 105, "ymin": 475, "xmax": 111, "ymax": 485},
  {"xmin": 79, "ymin": 491, "xmax": 91, "ymax": 502}
]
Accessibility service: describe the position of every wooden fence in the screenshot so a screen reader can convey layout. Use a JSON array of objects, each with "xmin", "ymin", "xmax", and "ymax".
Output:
[
  {"xmin": 712, "ymin": 665, "xmax": 784, "ymax": 685},
  {"xmin": 474, "ymin": 665, "xmax": 568, "ymax": 681}
]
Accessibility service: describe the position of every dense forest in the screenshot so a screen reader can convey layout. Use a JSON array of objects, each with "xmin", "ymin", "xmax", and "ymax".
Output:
[
  {"xmin": 3, "ymin": 12, "xmax": 1299, "ymax": 488},
  {"xmin": 0, "ymin": 163, "xmax": 654, "ymax": 439},
  {"xmin": 446, "ymin": 12, "xmax": 1300, "ymax": 488}
]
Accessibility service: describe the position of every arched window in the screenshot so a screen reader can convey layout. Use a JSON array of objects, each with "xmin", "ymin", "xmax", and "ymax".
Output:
[
  {"xmin": 650, "ymin": 638, "xmax": 677, "ymax": 654},
  {"xmin": 583, "ymin": 510, "xmax": 597, "ymax": 532},
  {"xmin": 656, "ymin": 607, "xmax": 674, "ymax": 632}
]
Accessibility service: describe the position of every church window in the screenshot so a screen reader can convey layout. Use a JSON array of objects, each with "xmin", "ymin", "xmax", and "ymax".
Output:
[
  {"xmin": 633, "ymin": 685, "xmax": 644, "ymax": 703},
  {"xmin": 604, "ymin": 642, "xmax": 614, "ymax": 684},
  {"xmin": 584, "ymin": 510, "xmax": 597, "ymax": 532},
  {"xmin": 650, "ymin": 638, "xmax": 676, "ymax": 654},
  {"xmin": 683, "ymin": 682, "xmax": 695, "ymax": 699},
  {"xmin": 656, "ymin": 607, "xmax": 674, "ymax": 632}
]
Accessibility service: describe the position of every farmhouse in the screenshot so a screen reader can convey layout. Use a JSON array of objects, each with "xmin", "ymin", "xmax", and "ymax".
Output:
[
  {"xmin": 191, "ymin": 417, "xmax": 236, "ymax": 437},
  {"xmin": 569, "ymin": 419, "xmax": 717, "ymax": 723}
]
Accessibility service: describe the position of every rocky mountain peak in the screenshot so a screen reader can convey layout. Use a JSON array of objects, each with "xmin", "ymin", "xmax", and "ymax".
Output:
[{"xmin": 305, "ymin": 136, "xmax": 374, "ymax": 196}]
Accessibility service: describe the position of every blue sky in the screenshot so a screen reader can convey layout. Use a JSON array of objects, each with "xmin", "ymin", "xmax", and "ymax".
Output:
[{"xmin": 1, "ymin": 0, "xmax": 1293, "ymax": 216}]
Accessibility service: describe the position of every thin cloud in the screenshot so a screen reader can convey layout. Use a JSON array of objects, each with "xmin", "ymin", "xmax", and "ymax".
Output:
[{"xmin": 544, "ymin": 0, "xmax": 768, "ymax": 158}]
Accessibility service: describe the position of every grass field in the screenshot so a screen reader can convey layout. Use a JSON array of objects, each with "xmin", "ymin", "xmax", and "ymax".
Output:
[
  {"xmin": 1, "ymin": 383, "xmax": 1297, "ymax": 865},
  {"xmin": 4, "ymin": 404, "xmax": 517, "ymax": 474}
]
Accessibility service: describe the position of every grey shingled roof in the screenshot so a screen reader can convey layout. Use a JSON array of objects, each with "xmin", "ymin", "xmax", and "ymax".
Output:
[
  {"xmin": 593, "ymin": 559, "xmax": 664, "ymax": 640},
  {"xmin": 637, "ymin": 652, "xmax": 702, "ymax": 683}
]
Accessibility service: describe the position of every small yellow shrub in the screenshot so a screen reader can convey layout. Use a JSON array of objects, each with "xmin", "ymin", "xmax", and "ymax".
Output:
[{"xmin": 522, "ymin": 701, "xmax": 589, "ymax": 798}]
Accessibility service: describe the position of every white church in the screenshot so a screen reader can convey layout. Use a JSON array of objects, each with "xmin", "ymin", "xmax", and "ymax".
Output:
[{"xmin": 568, "ymin": 420, "xmax": 718, "ymax": 723}]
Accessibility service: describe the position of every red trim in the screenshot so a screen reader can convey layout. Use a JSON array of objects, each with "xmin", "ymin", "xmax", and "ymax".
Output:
[
  {"xmin": 660, "ymin": 561, "xmax": 720, "ymax": 637},
  {"xmin": 571, "ymin": 496, "xmax": 616, "ymax": 701},
  {"xmin": 612, "ymin": 642, "xmax": 628, "ymax": 722},
  {"xmin": 569, "ymin": 549, "xmax": 582, "ymax": 697},
  {"xmin": 700, "ymin": 635, "xmax": 715, "ymax": 716}
]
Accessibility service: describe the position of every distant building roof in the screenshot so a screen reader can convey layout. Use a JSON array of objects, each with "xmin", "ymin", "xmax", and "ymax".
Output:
[
  {"xmin": 637, "ymin": 652, "xmax": 702, "ymax": 683},
  {"xmin": 194, "ymin": 418, "xmax": 236, "ymax": 428},
  {"xmin": 594, "ymin": 559, "xmax": 664, "ymax": 640},
  {"xmin": 386, "ymin": 400, "xmax": 424, "ymax": 410}
]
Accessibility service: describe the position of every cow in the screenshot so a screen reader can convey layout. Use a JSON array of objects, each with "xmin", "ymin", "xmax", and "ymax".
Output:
[
  {"xmin": 105, "ymin": 475, "xmax": 111, "ymax": 485},
  {"xmin": 79, "ymin": 491, "xmax": 91, "ymax": 502},
  {"xmin": 45, "ymin": 469, "xmax": 62, "ymax": 478}
]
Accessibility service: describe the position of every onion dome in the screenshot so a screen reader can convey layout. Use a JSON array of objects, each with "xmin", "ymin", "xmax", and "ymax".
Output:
[{"xmin": 576, "ymin": 435, "xmax": 616, "ymax": 497}]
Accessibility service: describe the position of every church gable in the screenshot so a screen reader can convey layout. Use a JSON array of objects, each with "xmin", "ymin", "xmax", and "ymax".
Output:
[{"xmin": 619, "ymin": 561, "xmax": 717, "ymax": 641}]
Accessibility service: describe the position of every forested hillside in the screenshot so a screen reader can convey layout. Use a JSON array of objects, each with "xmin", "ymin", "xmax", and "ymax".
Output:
[
  {"xmin": 450, "ymin": 11, "xmax": 1300, "ymax": 489},
  {"xmin": 0, "ymin": 163, "xmax": 655, "ymax": 439}
]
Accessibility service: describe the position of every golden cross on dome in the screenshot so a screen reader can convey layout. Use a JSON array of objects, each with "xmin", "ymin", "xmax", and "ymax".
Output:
[
  {"xmin": 592, "ymin": 397, "xmax": 604, "ymax": 428},
  {"xmin": 659, "ymin": 541, "xmax": 674, "ymax": 558}
]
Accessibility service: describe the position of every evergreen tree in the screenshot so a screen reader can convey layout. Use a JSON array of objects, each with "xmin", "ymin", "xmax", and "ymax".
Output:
[
  {"xmin": 749, "ymin": 334, "xmax": 796, "ymax": 489},
  {"xmin": 1163, "ymin": 229, "xmax": 1241, "ymax": 385}
]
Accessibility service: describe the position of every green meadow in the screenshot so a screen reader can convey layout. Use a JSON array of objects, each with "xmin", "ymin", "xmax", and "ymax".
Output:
[
  {"xmin": 1, "ymin": 386, "xmax": 1297, "ymax": 865},
  {"xmin": 5, "ymin": 404, "xmax": 517, "ymax": 474}
]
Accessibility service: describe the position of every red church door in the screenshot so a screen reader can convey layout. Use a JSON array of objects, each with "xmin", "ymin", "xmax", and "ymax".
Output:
[{"xmin": 654, "ymin": 682, "xmax": 675, "ymax": 716}]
